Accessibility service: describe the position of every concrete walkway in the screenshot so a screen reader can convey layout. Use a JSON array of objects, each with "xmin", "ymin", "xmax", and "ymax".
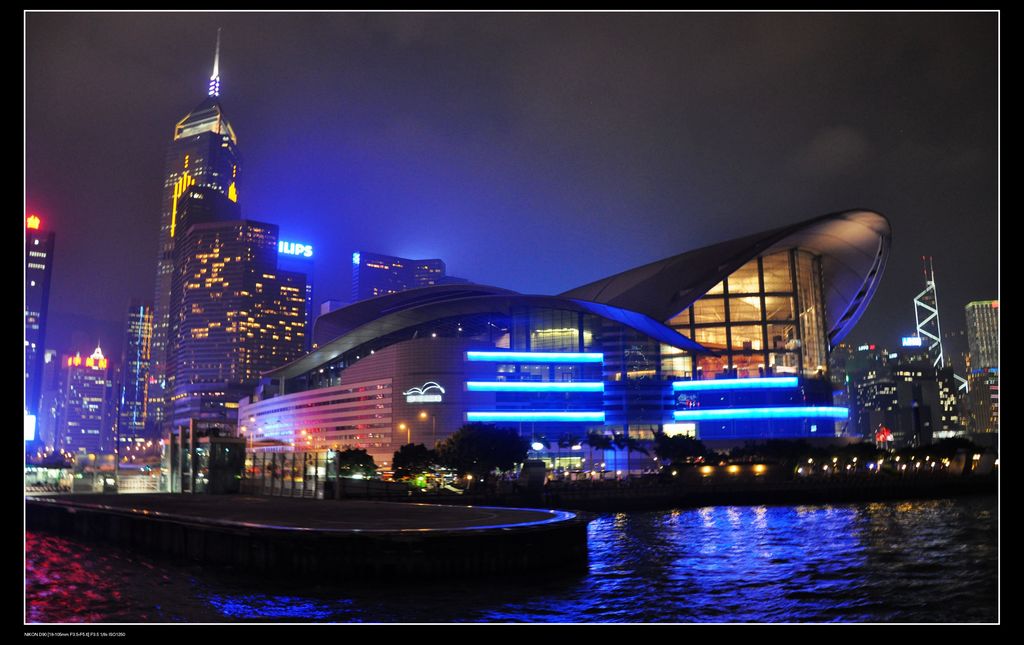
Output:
[{"xmin": 28, "ymin": 493, "xmax": 574, "ymax": 533}]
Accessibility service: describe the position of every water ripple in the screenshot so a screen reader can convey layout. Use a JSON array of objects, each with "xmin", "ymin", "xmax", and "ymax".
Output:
[{"xmin": 25, "ymin": 496, "xmax": 997, "ymax": 623}]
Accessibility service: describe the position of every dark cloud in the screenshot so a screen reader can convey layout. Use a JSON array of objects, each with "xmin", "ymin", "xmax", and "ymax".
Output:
[{"xmin": 793, "ymin": 126, "xmax": 870, "ymax": 178}]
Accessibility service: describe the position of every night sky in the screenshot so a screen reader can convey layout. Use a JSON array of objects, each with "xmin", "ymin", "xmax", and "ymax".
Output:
[{"xmin": 25, "ymin": 12, "xmax": 998, "ymax": 364}]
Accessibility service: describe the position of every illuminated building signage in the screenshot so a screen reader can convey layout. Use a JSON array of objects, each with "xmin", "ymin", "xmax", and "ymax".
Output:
[
  {"xmin": 352, "ymin": 252, "xmax": 361, "ymax": 265},
  {"xmin": 403, "ymin": 382, "xmax": 445, "ymax": 403},
  {"xmin": 278, "ymin": 241, "xmax": 313, "ymax": 258},
  {"xmin": 26, "ymin": 214, "xmax": 41, "ymax": 230},
  {"xmin": 857, "ymin": 344, "xmax": 876, "ymax": 352},
  {"xmin": 901, "ymin": 336, "xmax": 923, "ymax": 347}
]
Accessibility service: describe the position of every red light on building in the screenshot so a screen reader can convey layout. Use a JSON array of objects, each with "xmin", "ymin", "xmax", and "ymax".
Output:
[
  {"xmin": 869, "ymin": 344, "xmax": 876, "ymax": 351},
  {"xmin": 992, "ymin": 301, "xmax": 998, "ymax": 309},
  {"xmin": 26, "ymin": 214, "xmax": 41, "ymax": 230},
  {"xmin": 875, "ymin": 425, "xmax": 893, "ymax": 443}
]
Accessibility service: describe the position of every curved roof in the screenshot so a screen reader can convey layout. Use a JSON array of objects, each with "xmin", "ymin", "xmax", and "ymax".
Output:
[
  {"xmin": 312, "ymin": 284, "xmax": 518, "ymax": 348},
  {"xmin": 559, "ymin": 209, "xmax": 891, "ymax": 346},
  {"xmin": 274, "ymin": 293, "xmax": 708, "ymax": 381}
]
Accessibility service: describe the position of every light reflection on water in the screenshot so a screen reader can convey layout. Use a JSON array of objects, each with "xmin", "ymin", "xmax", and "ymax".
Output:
[{"xmin": 25, "ymin": 496, "xmax": 997, "ymax": 623}]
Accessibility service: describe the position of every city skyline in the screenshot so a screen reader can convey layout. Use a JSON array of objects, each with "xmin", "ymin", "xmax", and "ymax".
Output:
[
  {"xmin": 25, "ymin": 11, "xmax": 998, "ymax": 358},
  {"xmin": 23, "ymin": 11, "xmax": 999, "ymax": 627}
]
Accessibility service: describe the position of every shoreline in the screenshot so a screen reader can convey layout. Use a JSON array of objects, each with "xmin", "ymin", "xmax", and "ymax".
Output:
[{"xmin": 409, "ymin": 473, "xmax": 999, "ymax": 513}]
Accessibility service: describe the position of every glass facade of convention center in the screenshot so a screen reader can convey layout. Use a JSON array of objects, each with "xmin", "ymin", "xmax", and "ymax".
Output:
[{"xmin": 665, "ymin": 249, "xmax": 828, "ymax": 381}]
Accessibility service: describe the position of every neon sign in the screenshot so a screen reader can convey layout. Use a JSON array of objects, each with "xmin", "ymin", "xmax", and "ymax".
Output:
[
  {"xmin": 278, "ymin": 241, "xmax": 313, "ymax": 258},
  {"xmin": 26, "ymin": 215, "xmax": 41, "ymax": 230},
  {"xmin": 901, "ymin": 336, "xmax": 922, "ymax": 347},
  {"xmin": 403, "ymin": 382, "xmax": 445, "ymax": 403}
]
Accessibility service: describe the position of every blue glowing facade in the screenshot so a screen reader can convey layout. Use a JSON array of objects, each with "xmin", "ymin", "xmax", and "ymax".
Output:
[{"xmin": 239, "ymin": 210, "xmax": 888, "ymax": 465}]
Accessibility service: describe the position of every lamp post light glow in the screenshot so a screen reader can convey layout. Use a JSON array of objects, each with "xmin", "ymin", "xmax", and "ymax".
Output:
[{"xmin": 419, "ymin": 410, "xmax": 436, "ymax": 447}]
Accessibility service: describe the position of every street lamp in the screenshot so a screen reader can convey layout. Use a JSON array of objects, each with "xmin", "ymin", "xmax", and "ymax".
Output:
[
  {"xmin": 419, "ymin": 410, "xmax": 436, "ymax": 447},
  {"xmin": 399, "ymin": 422, "xmax": 409, "ymax": 445}
]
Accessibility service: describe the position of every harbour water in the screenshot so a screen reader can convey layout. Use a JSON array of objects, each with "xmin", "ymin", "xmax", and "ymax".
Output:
[{"xmin": 25, "ymin": 495, "xmax": 997, "ymax": 623}]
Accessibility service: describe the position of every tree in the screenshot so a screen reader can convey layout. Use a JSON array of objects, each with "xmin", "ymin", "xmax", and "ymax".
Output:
[
  {"xmin": 584, "ymin": 431, "xmax": 613, "ymax": 472},
  {"xmin": 435, "ymin": 423, "xmax": 529, "ymax": 485},
  {"xmin": 652, "ymin": 431, "xmax": 708, "ymax": 465},
  {"xmin": 926, "ymin": 437, "xmax": 980, "ymax": 458},
  {"xmin": 557, "ymin": 432, "xmax": 577, "ymax": 471},
  {"xmin": 623, "ymin": 436, "xmax": 649, "ymax": 475},
  {"xmin": 612, "ymin": 433, "xmax": 628, "ymax": 476},
  {"xmin": 727, "ymin": 439, "xmax": 827, "ymax": 469},
  {"xmin": 392, "ymin": 443, "xmax": 437, "ymax": 480},
  {"xmin": 335, "ymin": 448, "xmax": 378, "ymax": 478}
]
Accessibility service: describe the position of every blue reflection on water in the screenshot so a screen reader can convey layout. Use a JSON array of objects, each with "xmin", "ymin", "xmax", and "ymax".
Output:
[
  {"xmin": 204, "ymin": 593, "xmax": 340, "ymax": 620},
  {"xmin": 28, "ymin": 497, "xmax": 998, "ymax": 623}
]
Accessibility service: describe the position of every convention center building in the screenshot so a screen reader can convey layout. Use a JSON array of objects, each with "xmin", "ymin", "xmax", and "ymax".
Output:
[{"xmin": 238, "ymin": 210, "xmax": 891, "ymax": 468}]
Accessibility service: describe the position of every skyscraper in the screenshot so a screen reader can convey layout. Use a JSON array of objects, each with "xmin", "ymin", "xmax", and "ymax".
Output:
[
  {"xmin": 351, "ymin": 251, "xmax": 447, "ymax": 301},
  {"xmin": 25, "ymin": 214, "xmax": 55, "ymax": 417},
  {"xmin": 117, "ymin": 299, "xmax": 154, "ymax": 449},
  {"xmin": 965, "ymin": 300, "xmax": 999, "ymax": 370},
  {"xmin": 37, "ymin": 349, "xmax": 61, "ymax": 451},
  {"xmin": 151, "ymin": 31, "xmax": 240, "ymax": 432},
  {"xmin": 57, "ymin": 346, "xmax": 115, "ymax": 455},
  {"xmin": 166, "ymin": 186, "xmax": 306, "ymax": 430},
  {"xmin": 965, "ymin": 300, "xmax": 999, "ymax": 438},
  {"xmin": 276, "ymin": 239, "xmax": 314, "ymax": 350}
]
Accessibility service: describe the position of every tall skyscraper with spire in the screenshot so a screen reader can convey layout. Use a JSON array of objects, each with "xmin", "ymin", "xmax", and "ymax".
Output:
[{"xmin": 150, "ymin": 30, "xmax": 240, "ymax": 431}]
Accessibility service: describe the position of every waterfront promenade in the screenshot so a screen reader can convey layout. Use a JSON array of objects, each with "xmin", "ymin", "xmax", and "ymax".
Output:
[
  {"xmin": 26, "ymin": 494, "xmax": 590, "ymax": 578},
  {"xmin": 390, "ymin": 472, "xmax": 999, "ymax": 512}
]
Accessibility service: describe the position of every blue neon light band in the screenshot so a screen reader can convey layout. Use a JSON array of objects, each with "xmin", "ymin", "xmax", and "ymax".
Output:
[
  {"xmin": 466, "ymin": 411, "xmax": 605, "ymax": 422},
  {"xmin": 673, "ymin": 406, "xmax": 849, "ymax": 421},
  {"xmin": 465, "ymin": 351, "xmax": 604, "ymax": 363},
  {"xmin": 466, "ymin": 381, "xmax": 604, "ymax": 393},
  {"xmin": 672, "ymin": 377, "xmax": 799, "ymax": 392}
]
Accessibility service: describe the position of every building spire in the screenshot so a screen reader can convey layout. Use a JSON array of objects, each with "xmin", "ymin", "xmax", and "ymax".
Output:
[{"xmin": 208, "ymin": 28, "xmax": 222, "ymax": 97}]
